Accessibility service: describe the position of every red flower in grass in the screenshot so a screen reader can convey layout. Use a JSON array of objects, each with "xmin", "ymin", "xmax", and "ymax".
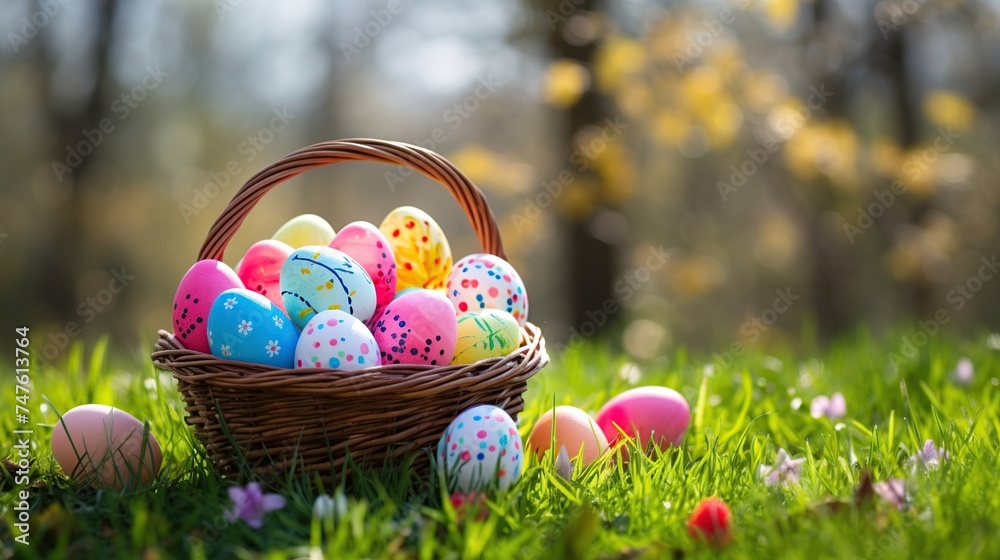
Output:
[
  {"xmin": 449, "ymin": 491, "xmax": 489, "ymax": 522},
  {"xmin": 686, "ymin": 497, "xmax": 733, "ymax": 547}
]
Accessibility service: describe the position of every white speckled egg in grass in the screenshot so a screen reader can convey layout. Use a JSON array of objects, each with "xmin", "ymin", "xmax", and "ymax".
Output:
[
  {"xmin": 446, "ymin": 254, "xmax": 528, "ymax": 326},
  {"xmin": 437, "ymin": 404, "xmax": 523, "ymax": 492},
  {"xmin": 294, "ymin": 310, "xmax": 380, "ymax": 371},
  {"xmin": 208, "ymin": 289, "xmax": 299, "ymax": 368},
  {"xmin": 280, "ymin": 246, "xmax": 377, "ymax": 329}
]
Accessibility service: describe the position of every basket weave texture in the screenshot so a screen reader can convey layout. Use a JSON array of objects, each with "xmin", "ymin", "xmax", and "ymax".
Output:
[{"xmin": 152, "ymin": 139, "xmax": 548, "ymax": 481}]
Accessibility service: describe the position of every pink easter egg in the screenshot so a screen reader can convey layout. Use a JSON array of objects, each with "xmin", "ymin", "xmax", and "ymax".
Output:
[
  {"xmin": 373, "ymin": 289, "xmax": 457, "ymax": 366},
  {"xmin": 235, "ymin": 240, "xmax": 294, "ymax": 313},
  {"xmin": 329, "ymin": 222, "xmax": 397, "ymax": 327},
  {"xmin": 595, "ymin": 386, "xmax": 690, "ymax": 457},
  {"xmin": 172, "ymin": 260, "xmax": 244, "ymax": 353}
]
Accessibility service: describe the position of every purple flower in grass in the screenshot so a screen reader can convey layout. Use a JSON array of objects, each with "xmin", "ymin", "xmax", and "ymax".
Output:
[
  {"xmin": 952, "ymin": 358, "xmax": 974, "ymax": 386},
  {"xmin": 758, "ymin": 448, "xmax": 806, "ymax": 487},
  {"xmin": 810, "ymin": 392, "xmax": 846, "ymax": 419},
  {"xmin": 908, "ymin": 439, "xmax": 949, "ymax": 472},
  {"xmin": 873, "ymin": 478, "xmax": 907, "ymax": 511},
  {"xmin": 225, "ymin": 482, "xmax": 286, "ymax": 528}
]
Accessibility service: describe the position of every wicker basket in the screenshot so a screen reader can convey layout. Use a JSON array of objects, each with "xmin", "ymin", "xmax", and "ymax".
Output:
[{"xmin": 152, "ymin": 139, "xmax": 548, "ymax": 482}]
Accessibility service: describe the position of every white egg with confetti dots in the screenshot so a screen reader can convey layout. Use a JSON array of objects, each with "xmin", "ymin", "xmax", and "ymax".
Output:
[
  {"xmin": 437, "ymin": 404, "xmax": 523, "ymax": 492},
  {"xmin": 294, "ymin": 310, "xmax": 380, "ymax": 371},
  {"xmin": 446, "ymin": 254, "xmax": 529, "ymax": 327}
]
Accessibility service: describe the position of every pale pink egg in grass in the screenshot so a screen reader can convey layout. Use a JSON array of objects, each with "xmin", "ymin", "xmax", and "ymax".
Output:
[
  {"xmin": 50, "ymin": 404, "xmax": 162, "ymax": 490},
  {"xmin": 595, "ymin": 386, "xmax": 690, "ymax": 459},
  {"xmin": 526, "ymin": 406, "xmax": 609, "ymax": 466}
]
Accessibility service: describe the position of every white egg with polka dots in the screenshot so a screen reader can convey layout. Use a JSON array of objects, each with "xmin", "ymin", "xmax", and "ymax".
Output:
[
  {"xmin": 294, "ymin": 310, "xmax": 380, "ymax": 371},
  {"xmin": 437, "ymin": 404, "xmax": 523, "ymax": 492}
]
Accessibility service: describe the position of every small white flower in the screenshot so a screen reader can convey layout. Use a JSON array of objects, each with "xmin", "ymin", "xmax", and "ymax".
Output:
[
  {"xmin": 264, "ymin": 340, "xmax": 281, "ymax": 358},
  {"xmin": 238, "ymin": 320, "xmax": 253, "ymax": 335},
  {"xmin": 208, "ymin": 331, "xmax": 214, "ymax": 347},
  {"xmin": 272, "ymin": 315, "xmax": 284, "ymax": 329},
  {"xmin": 313, "ymin": 491, "xmax": 348, "ymax": 520},
  {"xmin": 224, "ymin": 297, "xmax": 238, "ymax": 310},
  {"xmin": 554, "ymin": 445, "xmax": 573, "ymax": 482},
  {"xmin": 758, "ymin": 448, "xmax": 806, "ymax": 487},
  {"xmin": 220, "ymin": 345, "xmax": 232, "ymax": 357}
]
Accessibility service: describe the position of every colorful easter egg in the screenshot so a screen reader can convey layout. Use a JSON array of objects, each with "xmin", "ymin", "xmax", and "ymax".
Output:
[
  {"xmin": 379, "ymin": 206, "xmax": 452, "ymax": 290},
  {"xmin": 595, "ymin": 386, "xmax": 690, "ymax": 457},
  {"xmin": 437, "ymin": 404, "xmax": 523, "ymax": 492},
  {"xmin": 294, "ymin": 310, "xmax": 380, "ymax": 371},
  {"xmin": 272, "ymin": 214, "xmax": 336, "ymax": 248},
  {"xmin": 446, "ymin": 254, "xmax": 529, "ymax": 326},
  {"xmin": 280, "ymin": 246, "xmax": 377, "ymax": 329},
  {"xmin": 451, "ymin": 310, "xmax": 520, "ymax": 365},
  {"xmin": 173, "ymin": 260, "xmax": 244, "ymax": 353},
  {"xmin": 51, "ymin": 404, "xmax": 161, "ymax": 490},
  {"xmin": 329, "ymin": 222, "xmax": 397, "ymax": 324},
  {"xmin": 208, "ymin": 288, "xmax": 299, "ymax": 368},
  {"xmin": 235, "ymin": 240, "xmax": 294, "ymax": 313},
  {"xmin": 526, "ymin": 406, "xmax": 609, "ymax": 466},
  {"xmin": 373, "ymin": 289, "xmax": 457, "ymax": 366}
]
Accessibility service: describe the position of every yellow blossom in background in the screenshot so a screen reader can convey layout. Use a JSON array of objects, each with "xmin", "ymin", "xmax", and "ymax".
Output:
[
  {"xmin": 762, "ymin": 0, "xmax": 799, "ymax": 31},
  {"xmin": 896, "ymin": 145, "xmax": 940, "ymax": 196},
  {"xmin": 743, "ymin": 70, "xmax": 788, "ymax": 114},
  {"xmin": 783, "ymin": 121, "xmax": 858, "ymax": 185},
  {"xmin": 614, "ymin": 78, "xmax": 654, "ymax": 118},
  {"xmin": 592, "ymin": 141, "xmax": 636, "ymax": 203},
  {"xmin": 544, "ymin": 59, "xmax": 591, "ymax": 108},
  {"xmin": 652, "ymin": 110, "xmax": 689, "ymax": 144},
  {"xmin": 594, "ymin": 36, "xmax": 646, "ymax": 92},
  {"xmin": 923, "ymin": 90, "xmax": 975, "ymax": 132},
  {"xmin": 754, "ymin": 214, "xmax": 800, "ymax": 270},
  {"xmin": 869, "ymin": 138, "xmax": 902, "ymax": 177},
  {"xmin": 669, "ymin": 255, "xmax": 727, "ymax": 297},
  {"xmin": 448, "ymin": 146, "xmax": 534, "ymax": 194}
]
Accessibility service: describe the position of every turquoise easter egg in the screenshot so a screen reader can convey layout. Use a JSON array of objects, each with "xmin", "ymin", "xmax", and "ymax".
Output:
[
  {"xmin": 208, "ymin": 288, "xmax": 299, "ymax": 368},
  {"xmin": 280, "ymin": 246, "xmax": 377, "ymax": 329}
]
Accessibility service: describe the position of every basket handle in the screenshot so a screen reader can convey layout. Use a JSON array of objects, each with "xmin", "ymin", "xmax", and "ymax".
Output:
[{"xmin": 197, "ymin": 139, "xmax": 506, "ymax": 262}]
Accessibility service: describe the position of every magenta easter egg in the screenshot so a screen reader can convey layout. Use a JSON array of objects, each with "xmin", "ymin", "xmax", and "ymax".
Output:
[
  {"xmin": 173, "ymin": 260, "xmax": 244, "ymax": 353},
  {"xmin": 595, "ymin": 386, "xmax": 690, "ymax": 456},
  {"xmin": 373, "ymin": 289, "xmax": 458, "ymax": 366},
  {"xmin": 235, "ymin": 240, "xmax": 294, "ymax": 313},
  {"xmin": 446, "ymin": 254, "xmax": 529, "ymax": 327},
  {"xmin": 329, "ymin": 222, "xmax": 397, "ymax": 325}
]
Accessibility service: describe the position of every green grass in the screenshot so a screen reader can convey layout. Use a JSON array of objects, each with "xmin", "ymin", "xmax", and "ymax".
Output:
[{"xmin": 2, "ymin": 329, "xmax": 1000, "ymax": 559}]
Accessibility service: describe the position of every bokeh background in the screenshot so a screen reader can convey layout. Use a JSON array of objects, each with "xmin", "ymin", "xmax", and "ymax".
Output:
[{"xmin": 2, "ymin": 0, "xmax": 1000, "ymax": 366}]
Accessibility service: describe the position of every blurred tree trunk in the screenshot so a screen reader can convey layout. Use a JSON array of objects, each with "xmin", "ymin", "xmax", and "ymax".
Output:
[
  {"xmin": 38, "ymin": 0, "xmax": 119, "ymax": 325},
  {"xmin": 544, "ymin": 0, "xmax": 619, "ymax": 337}
]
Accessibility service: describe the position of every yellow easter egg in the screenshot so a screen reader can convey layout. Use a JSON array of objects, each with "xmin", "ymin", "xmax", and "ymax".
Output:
[
  {"xmin": 379, "ymin": 206, "xmax": 452, "ymax": 290},
  {"xmin": 451, "ymin": 309, "xmax": 521, "ymax": 364},
  {"xmin": 272, "ymin": 214, "xmax": 336, "ymax": 248}
]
